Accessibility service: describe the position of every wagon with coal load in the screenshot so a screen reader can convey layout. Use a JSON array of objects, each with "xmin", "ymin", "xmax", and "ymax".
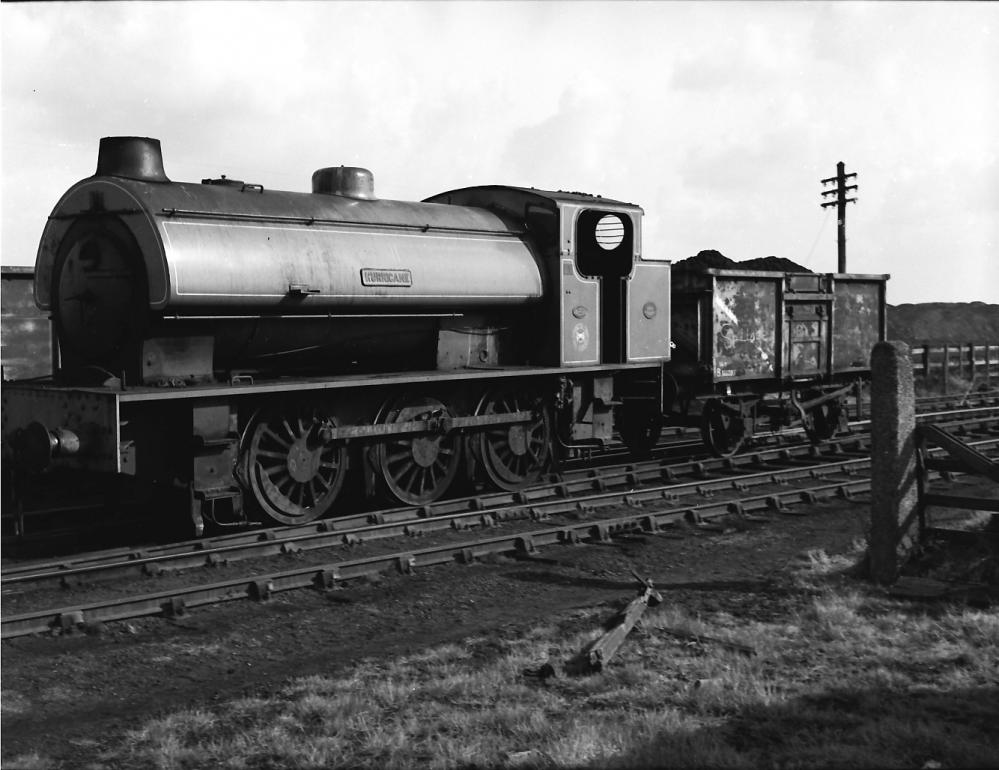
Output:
[{"xmin": 662, "ymin": 256, "xmax": 888, "ymax": 455}]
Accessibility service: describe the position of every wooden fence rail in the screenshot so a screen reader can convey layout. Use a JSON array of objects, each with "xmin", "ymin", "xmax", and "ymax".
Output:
[{"xmin": 910, "ymin": 343, "xmax": 999, "ymax": 392}]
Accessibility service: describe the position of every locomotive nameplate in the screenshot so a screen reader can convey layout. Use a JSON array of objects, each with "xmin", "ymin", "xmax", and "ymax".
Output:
[{"xmin": 361, "ymin": 268, "xmax": 412, "ymax": 287}]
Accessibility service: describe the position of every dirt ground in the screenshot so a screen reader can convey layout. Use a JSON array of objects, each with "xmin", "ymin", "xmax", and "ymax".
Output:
[{"xmin": 0, "ymin": 488, "xmax": 970, "ymax": 767}]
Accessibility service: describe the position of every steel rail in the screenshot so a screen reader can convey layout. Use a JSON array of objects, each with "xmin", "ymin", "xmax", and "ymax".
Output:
[
  {"xmin": 2, "ymin": 399, "xmax": 994, "ymax": 553},
  {"xmin": 2, "ymin": 454, "xmax": 874, "ymax": 591},
  {"xmin": 2, "ymin": 436, "xmax": 873, "ymax": 585},
  {"xmin": 5, "ymin": 409, "xmax": 997, "ymax": 586},
  {"xmin": 4, "ymin": 434, "xmax": 997, "ymax": 639},
  {"xmin": 1, "ymin": 471, "xmax": 877, "ymax": 639}
]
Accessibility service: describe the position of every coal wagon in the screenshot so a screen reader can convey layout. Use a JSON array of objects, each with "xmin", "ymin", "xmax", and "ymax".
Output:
[{"xmin": 667, "ymin": 265, "xmax": 888, "ymax": 454}]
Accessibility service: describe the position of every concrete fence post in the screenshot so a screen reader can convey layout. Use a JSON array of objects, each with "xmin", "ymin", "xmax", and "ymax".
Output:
[{"xmin": 868, "ymin": 341, "xmax": 919, "ymax": 583}]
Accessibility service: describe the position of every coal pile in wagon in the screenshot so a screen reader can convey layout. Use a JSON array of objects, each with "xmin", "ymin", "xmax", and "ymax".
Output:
[
  {"xmin": 675, "ymin": 249, "xmax": 736, "ymax": 270},
  {"xmin": 740, "ymin": 256, "xmax": 812, "ymax": 272},
  {"xmin": 675, "ymin": 250, "xmax": 812, "ymax": 273}
]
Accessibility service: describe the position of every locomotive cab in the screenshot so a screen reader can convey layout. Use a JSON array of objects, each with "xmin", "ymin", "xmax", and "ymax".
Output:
[
  {"xmin": 427, "ymin": 185, "xmax": 671, "ymax": 454},
  {"xmin": 560, "ymin": 200, "xmax": 670, "ymax": 367},
  {"xmin": 425, "ymin": 186, "xmax": 671, "ymax": 369}
]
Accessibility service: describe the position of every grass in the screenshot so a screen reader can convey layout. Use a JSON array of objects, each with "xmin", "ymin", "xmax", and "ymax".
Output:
[
  {"xmin": 913, "ymin": 372, "xmax": 993, "ymax": 400},
  {"xmin": 10, "ymin": 544, "xmax": 992, "ymax": 770}
]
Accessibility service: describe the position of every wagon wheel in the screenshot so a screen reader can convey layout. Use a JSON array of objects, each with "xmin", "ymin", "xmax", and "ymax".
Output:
[
  {"xmin": 374, "ymin": 395, "xmax": 462, "ymax": 505},
  {"xmin": 700, "ymin": 399, "xmax": 746, "ymax": 457},
  {"xmin": 616, "ymin": 403, "xmax": 664, "ymax": 458},
  {"xmin": 475, "ymin": 390, "xmax": 551, "ymax": 490},
  {"xmin": 802, "ymin": 393, "xmax": 846, "ymax": 444},
  {"xmin": 246, "ymin": 407, "xmax": 348, "ymax": 525}
]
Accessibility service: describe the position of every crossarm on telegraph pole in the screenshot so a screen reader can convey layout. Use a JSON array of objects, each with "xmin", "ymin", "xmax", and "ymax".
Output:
[{"xmin": 821, "ymin": 161, "xmax": 858, "ymax": 272}]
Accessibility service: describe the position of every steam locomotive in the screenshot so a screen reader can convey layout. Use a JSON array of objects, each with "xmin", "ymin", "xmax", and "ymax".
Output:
[
  {"xmin": 2, "ymin": 137, "xmax": 671, "ymax": 531},
  {"xmin": 1, "ymin": 137, "xmax": 887, "ymax": 534}
]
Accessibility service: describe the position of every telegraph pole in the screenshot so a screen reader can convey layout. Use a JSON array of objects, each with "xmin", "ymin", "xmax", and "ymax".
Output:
[{"xmin": 820, "ymin": 161, "xmax": 858, "ymax": 273}]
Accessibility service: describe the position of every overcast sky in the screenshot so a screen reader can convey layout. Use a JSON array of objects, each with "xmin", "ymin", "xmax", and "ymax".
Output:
[{"xmin": 1, "ymin": 1, "xmax": 996, "ymax": 305}]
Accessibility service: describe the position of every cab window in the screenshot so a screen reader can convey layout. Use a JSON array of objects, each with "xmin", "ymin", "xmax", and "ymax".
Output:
[{"xmin": 575, "ymin": 210, "xmax": 633, "ymax": 278}]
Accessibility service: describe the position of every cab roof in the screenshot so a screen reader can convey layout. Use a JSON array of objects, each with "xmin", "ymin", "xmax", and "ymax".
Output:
[{"xmin": 424, "ymin": 184, "xmax": 642, "ymax": 213}]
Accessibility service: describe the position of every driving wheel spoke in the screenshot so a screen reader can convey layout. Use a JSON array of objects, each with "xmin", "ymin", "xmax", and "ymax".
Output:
[
  {"xmin": 246, "ymin": 407, "xmax": 348, "ymax": 525},
  {"xmin": 374, "ymin": 396, "xmax": 462, "ymax": 505},
  {"xmin": 476, "ymin": 389, "xmax": 551, "ymax": 491}
]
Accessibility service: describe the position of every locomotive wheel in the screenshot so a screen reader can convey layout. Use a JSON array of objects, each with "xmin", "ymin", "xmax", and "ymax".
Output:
[
  {"xmin": 374, "ymin": 395, "xmax": 462, "ymax": 505},
  {"xmin": 700, "ymin": 399, "xmax": 746, "ymax": 457},
  {"xmin": 475, "ymin": 390, "xmax": 551, "ymax": 491},
  {"xmin": 246, "ymin": 408, "xmax": 348, "ymax": 525}
]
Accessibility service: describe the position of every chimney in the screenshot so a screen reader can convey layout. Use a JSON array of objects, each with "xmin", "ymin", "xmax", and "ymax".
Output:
[{"xmin": 96, "ymin": 136, "xmax": 170, "ymax": 182}]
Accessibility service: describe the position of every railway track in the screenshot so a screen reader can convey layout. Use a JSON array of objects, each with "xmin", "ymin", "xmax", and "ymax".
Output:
[
  {"xmin": 3, "ymin": 408, "xmax": 997, "ymax": 639},
  {"xmin": 5, "ymin": 391, "xmax": 998, "ymax": 548},
  {"xmin": 9, "ymin": 403, "xmax": 999, "ymax": 587},
  {"xmin": 908, "ymin": 390, "xmax": 999, "ymax": 412},
  {"xmin": 575, "ymin": 389, "xmax": 999, "ymax": 463}
]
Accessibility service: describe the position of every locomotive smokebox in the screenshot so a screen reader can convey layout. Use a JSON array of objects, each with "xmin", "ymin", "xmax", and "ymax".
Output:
[
  {"xmin": 95, "ymin": 136, "xmax": 170, "ymax": 182},
  {"xmin": 312, "ymin": 166, "xmax": 375, "ymax": 199}
]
